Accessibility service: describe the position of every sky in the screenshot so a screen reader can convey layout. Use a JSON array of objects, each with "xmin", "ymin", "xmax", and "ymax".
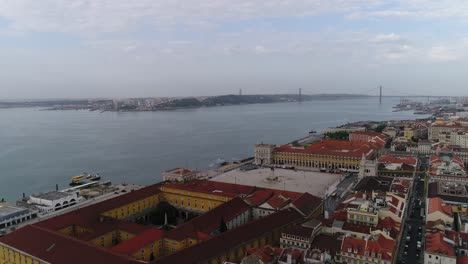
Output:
[{"xmin": 1, "ymin": 0, "xmax": 468, "ymax": 99}]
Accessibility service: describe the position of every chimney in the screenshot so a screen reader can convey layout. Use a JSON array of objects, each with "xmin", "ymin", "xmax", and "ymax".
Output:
[{"xmin": 56, "ymin": 184, "xmax": 59, "ymax": 191}]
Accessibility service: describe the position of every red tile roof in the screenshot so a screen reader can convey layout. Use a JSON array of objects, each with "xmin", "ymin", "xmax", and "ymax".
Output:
[
  {"xmin": 428, "ymin": 197, "xmax": 453, "ymax": 217},
  {"xmin": 459, "ymin": 256, "xmax": 468, "ymax": 264},
  {"xmin": 290, "ymin": 192, "xmax": 322, "ymax": 217},
  {"xmin": 165, "ymin": 197, "xmax": 250, "ymax": 241},
  {"xmin": 377, "ymin": 217, "xmax": 399, "ymax": 231},
  {"xmin": 245, "ymin": 190, "xmax": 273, "ymax": 206},
  {"xmin": 164, "ymin": 167, "xmax": 193, "ymax": 175},
  {"xmin": 378, "ymin": 154, "xmax": 418, "ymax": 167},
  {"xmin": 282, "ymin": 225, "xmax": 315, "ymax": 238},
  {"xmin": 111, "ymin": 228, "xmax": 165, "ymax": 255},
  {"xmin": 310, "ymin": 234, "xmax": 342, "ymax": 255},
  {"xmin": 162, "ymin": 180, "xmax": 257, "ymax": 198},
  {"xmin": 342, "ymin": 222, "xmax": 372, "ymax": 234},
  {"xmin": 341, "ymin": 235, "xmax": 395, "ymax": 261},
  {"xmin": 246, "ymin": 246, "xmax": 278, "ymax": 263},
  {"xmin": 275, "ymin": 140, "xmax": 381, "ymax": 158},
  {"xmin": 425, "ymin": 233, "xmax": 456, "ymax": 257},
  {"xmin": 0, "ymin": 225, "xmax": 143, "ymax": 264},
  {"xmin": 36, "ymin": 183, "xmax": 163, "ymax": 231},
  {"xmin": 156, "ymin": 209, "xmax": 302, "ymax": 264}
]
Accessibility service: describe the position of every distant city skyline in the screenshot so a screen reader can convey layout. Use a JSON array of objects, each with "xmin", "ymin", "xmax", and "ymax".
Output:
[{"xmin": 1, "ymin": 1, "xmax": 468, "ymax": 99}]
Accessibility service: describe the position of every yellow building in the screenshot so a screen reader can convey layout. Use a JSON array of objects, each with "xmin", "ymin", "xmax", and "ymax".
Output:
[
  {"xmin": 404, "ymin": 127, "xmax": 414, "ymax": 141},
  {"xmin": 0, "ymin": 180, "xmax": 316, "ymax": 264},
  {"xmin": 160, "ymin": 180, "xmax": 255, "ymax": 213},
  {"xmin": 100, "ymin": 192, "xmax": 161, "ymax": 220},
  {"xmin": 256, "ymin": 140, "xmax": 382, "ymax": 171}
]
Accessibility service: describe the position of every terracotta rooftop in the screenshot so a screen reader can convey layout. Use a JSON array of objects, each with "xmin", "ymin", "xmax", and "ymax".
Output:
[
  {"xmin": 459, "ymin": 256, "xmax": 468, "ymax": 264},
  {"xmin": 310, "ymin": 234, "xmax": 342, "ymax": 255},
  {"xmin": 428, "ymin": 197, "xmax": 453, "ymax": 217},
  {"xmin": 36, "ymin": 183, "xmax": 163, "ymax": 231},
  {"xmin": 156, "ymin": 209, "xmax": 302, "ymax": 264},
  {"xmin": 246, "ymin": 246, "xmax": 278, "ymax": 263},
  {"xmin": 261, "ymin": 190, "xmax": 303, "ymax": 210},
  {"xmin": 282, "ymin": 225, "xmax": 315, "ymax": 238},
  {"xmin": 341, "ymin": 235, "xmax": 395, "ymax": 261},
  {"xmin": 111, "ymin": 228, "xmax": 165, "ymax": 256},
  {"xmin": 378, "ymin": 154, "xmax": 418, "ymax": 167},
  {"xmin": 275, "ymin": 140, "xmax": 381, "ymax": 158},
  {"xmin": 162, "ymin": 180, "xmax": 257, "ymax": 198},
  {"xmin": 425, "ymin": 232, "xmax": 456, "ymax": 257},
  {"xmin": 164, "ymin": 168, "xmax": 193, "ymax": 175},
  {"xmin": 165, "ymin": 197, "xmax": 250, "ymax": 241},
  {"xmin": 245, "ymin": 190, "xmax": 273, "ymax": 206},
  {"xmin": 0, "ymin": 225, "xmax": 143, "ymax": 264},
  {"xmin": 290, "ymin": 192, "xmax": 322, "ymax": 217}
]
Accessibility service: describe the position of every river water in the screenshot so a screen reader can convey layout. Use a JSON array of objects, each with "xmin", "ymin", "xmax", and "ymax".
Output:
[{"xmin": 0, "ymin": 97, "xmax": 423, "ymax": 200}]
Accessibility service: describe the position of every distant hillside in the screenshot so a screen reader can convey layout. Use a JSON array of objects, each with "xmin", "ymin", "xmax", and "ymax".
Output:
[
  {"xmin": 0, "ymin": 93, "xmax": 370, "ymax": 111},
  {"xmin": 156, "ymin": 94, "xmax": 370, "ymax": 109}
]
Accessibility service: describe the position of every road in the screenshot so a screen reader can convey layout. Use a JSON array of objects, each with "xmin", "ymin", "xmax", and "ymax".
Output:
[{"xmin": 397, "ymin": 157, "xmax": 428, "ymax": 264}]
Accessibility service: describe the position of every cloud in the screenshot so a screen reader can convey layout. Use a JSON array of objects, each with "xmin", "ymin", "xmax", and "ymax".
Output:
[
  {"xmin": 372, "ymin": 33, "xmax": 403, "ymax": 43},
  {"xmin": 428, "ymin": 46, "xmax": 458, "ymax": 61},
  {"xmin": 0, "ymin": 0, "xmax": 378, "ymax": 36}
]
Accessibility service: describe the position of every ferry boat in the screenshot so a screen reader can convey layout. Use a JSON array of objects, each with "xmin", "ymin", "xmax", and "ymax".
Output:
[{"xmin": 70, "ymin": 173, "xmax": 101, "ymax": 186}]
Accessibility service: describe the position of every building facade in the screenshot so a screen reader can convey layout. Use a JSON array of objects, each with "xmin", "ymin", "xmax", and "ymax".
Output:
[{"xmin": 255, "ymin": 140, "xmax": 382, "ymax": 172}]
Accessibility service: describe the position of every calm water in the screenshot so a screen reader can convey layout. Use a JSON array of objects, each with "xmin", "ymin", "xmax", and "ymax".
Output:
[{"xmin": 0, "ymin": 97, "xmax": 423, "ymax": 201}]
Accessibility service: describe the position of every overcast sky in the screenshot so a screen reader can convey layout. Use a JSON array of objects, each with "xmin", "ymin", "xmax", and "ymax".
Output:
[{"xmin": 1, "ymin": 0, "xmax": 468, "ymax": 99}]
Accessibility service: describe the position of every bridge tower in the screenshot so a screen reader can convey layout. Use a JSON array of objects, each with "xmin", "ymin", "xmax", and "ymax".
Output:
[{"xmin": 379, "ymin": 86, "xmax": 382, "ymax": 104}]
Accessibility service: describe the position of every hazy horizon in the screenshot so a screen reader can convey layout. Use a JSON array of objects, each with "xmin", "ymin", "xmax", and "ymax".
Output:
[{"xmin": 2, "ymin": 1, "xmax": 468, "ymax": 99}]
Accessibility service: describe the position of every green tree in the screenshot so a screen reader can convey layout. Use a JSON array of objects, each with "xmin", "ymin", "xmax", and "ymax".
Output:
[
  {"xmin": 149, "ymin": 253, "xmax": 155, "ymax": 261},
  {"xmin": 375, "ymin": 123, "xmax": 387, "ymax": 132}
]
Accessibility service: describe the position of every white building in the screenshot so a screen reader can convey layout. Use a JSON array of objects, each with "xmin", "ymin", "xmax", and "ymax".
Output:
[
  {"xmin": 162, "ymin": 168, "xmax": 198, "ymax": 182},
  {"xmin": 254, "ymin": 144, "xmax": 276, "ymax": 165},
  {"xmin": 29, "ymin": 191, "xmax": 81, "ymax": 214},
  {"xmin": 0, "ymin": 203, "xmax": 37, "ymax": 234},
  {"xmin": 419, "ymin": 141, "xmax": 432, "ymax": 155},
  {"xmin": 450, "ymin": 130, "xmax": 468, "ymax": 148},
  {"xmin": 424, "ymin": 233, "xmax": 457, "ymax": 264}
]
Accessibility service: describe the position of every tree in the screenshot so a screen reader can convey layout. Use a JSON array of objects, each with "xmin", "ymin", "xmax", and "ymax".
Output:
[
  {"xmin": 385, "ymin": 139, "xmax": 392, "ymax": 149},
  {"xmin": 375, "ymin": 123, "xmax": 387, "ymax": 133},
  {"xmin": 219, "ymin": 217, "xmax": 228, "ymax": 233},
  {"xmin": 150, "ymin": 201, "xmax": 178, "ymax": 226},
  {"xmin": 325, "ymin": 131, "xmax": 349, "ymax": 140},
  {"xmin": 149, "ymin": 253, "xmax": 155, "ymax": 261}
]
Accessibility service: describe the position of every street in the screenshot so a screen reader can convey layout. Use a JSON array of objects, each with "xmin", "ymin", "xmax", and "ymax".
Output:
[{"xmin": 397, "ymin": 157, "xmax": 428, "ymax": 264}]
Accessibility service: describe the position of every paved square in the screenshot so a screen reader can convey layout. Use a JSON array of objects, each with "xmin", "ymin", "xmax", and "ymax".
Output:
[{"xmin": 210, "ymin": 168, "xmax": 341, "ymax": 197}]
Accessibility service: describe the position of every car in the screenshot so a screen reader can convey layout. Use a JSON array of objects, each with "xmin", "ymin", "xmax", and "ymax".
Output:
[
  {"xmin": 418, "ymin": 226, "xmax": 422, "ymax": 231},
  {"xmin": 406, "ymin": 236, "xmax": 411, "ymax": 241},
  {"xmin": 404, "ymin": 251, "xmax": 408, "ymax": 256}
]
